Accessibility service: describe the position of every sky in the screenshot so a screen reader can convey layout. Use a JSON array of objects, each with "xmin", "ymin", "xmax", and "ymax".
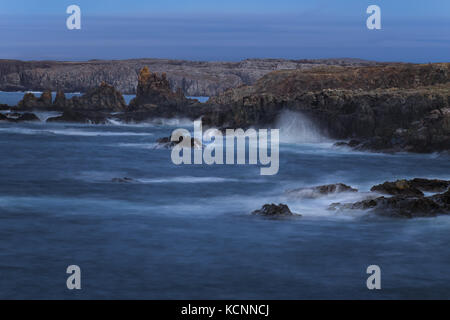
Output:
[{"xmin": 0, "ymin": 0, "xmax": 449, "ymax": 62}]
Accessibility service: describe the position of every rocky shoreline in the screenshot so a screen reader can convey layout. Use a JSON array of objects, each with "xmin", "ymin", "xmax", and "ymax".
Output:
[
  {"xmin": 256, "ymin": 179, "xmax": 450, "ymax": 219},
  {"xmin": 1, "ymin": 62, "xmax": 449, "ymax": 154}
]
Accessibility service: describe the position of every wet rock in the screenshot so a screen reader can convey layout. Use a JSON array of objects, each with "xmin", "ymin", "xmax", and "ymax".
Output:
[
  {"xmin": 111, "ymin": 177, "xmax": 135, "ymax": 183},
  {"xmin": 15, "ymin": 113, "xmax": 40, "ymax": 122},
  {"xmin": 0, "ymin": 113, "xmax": 7, "ymax": 121},
  {"xmin": 286, "ymin": 183, "xmax": 358, "ymax": 199},
  {"xmin": 371, "ymin": 180, "xmax": 424, "ymax": 197},
  {"xmin": 47, "ymin": 110, "xmax": 108, "ymax": 124},
  {"xmin": 409, "ymin": 178, "xmax": 450, "ymax": 193},
  {"xmin": 332, "ymin": 188, "xmax": 450, "ymax": 218},
  {"xmin": 252, "ymin": 203, "xmax": 300, "ymax": 217}
]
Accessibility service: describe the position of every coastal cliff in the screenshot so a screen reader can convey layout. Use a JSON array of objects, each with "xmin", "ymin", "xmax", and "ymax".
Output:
[{"xmin": 0, "ymin": 58, "xmax": 381, "ymax": 96}]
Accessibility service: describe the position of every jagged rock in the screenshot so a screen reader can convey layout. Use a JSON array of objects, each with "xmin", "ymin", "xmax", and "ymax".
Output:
[
  {"xmin": 371, "ymin": 180, "xmax": 424, "ymax": 197},
  {"xmin": 17, "ymin": 90, "xmax": 53, "ymax": 109},
  {"xmin": 47, "ymin": 110, "xmax": 108, "ymax": 124},
  {"xmin": 285, "ymin": 183, "xmax": 358, "ymax": 199},
  {"xmin": 53, "ymin": 90, "xmax": 66, "ymax": 108},
  {"xmin": 65, "ymin": 82, "xmax": 126, "ymax": 112},
  {"xmin": 128, "ymin": 67, "xmax": 189, "ymax": 108},
  {"xmin": 252, "ymin": 203, "xmax": 300, "ymax": 217},
  {"xmin": 0, "ymin": 104, "xmax": 10, "ymax": 110},
  {"xmin": 0, "ymin": 113, "xmax": 7, "ymax": 121}
]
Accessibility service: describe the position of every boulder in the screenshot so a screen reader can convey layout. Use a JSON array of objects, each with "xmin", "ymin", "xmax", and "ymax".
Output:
[
  {"xmin": 53, "ymin": 90, "xmax": 66, "ymax": 109},
  {"xmin": 252, "ymin": 203, "xmax": 300, "ymax": 217}
]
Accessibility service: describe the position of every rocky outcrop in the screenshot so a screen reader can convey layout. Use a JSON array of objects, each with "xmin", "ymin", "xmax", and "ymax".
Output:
[
  {"xmin": 129, "ymin": 67, "xmax": 189, "ymax": 108},
  {"xmin": 0, "ymin": 58, "xmax": 381, "ymax": 96},
  {"xmin": 201, "ymin": 63, "xmax": 450, "ymax": 153},
  {"xmin": 252, "ymin": 203, "xmax": 300, "ymax": 217},
  {"xmin": 17, "ymin": 90, "xmax": 53, "ymax": 109},
  {"xmin": 64, "ymin": 82, "xmax": 126, "ymax": 112},
  {"xmin": 285, "ymin": 183, "xmax": 357, "ymax": 199},
  {"xmin": 370, "ymin": 178, "xmax": 450, "ymax": 196},
  {"xmin": 336, "ymin": 190, "xmax": 450, "ymax": 218},
  {"xmin": 329, "ymin": 178, "xmax": 450, "ymax": 218}
]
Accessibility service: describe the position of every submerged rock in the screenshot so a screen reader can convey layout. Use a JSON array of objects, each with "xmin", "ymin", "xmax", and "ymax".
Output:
[
  {"xmin": 252, "ymin": 203, "xmax": 300, "ymax": 217},
  {"xmin": 111, "ymin": 177, "xmax": 135, "ymax": 183},
  {"xmin": 285, "ymin": 183, "xmax": 358, "ymax": 199}
]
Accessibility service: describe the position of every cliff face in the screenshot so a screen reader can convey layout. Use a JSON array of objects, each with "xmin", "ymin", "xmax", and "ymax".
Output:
[
  {"xmin": 202, "ymin": 63, "xmax": 450, "ymax": 153},
  {"xmin": 0, "ymin": 58, "xmax": 381, "ymax": 96}
]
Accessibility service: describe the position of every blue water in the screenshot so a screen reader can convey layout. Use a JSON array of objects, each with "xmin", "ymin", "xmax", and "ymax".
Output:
[{"xmin": 1, "ymin": 96, "xmax": 450, "ymax": 299}]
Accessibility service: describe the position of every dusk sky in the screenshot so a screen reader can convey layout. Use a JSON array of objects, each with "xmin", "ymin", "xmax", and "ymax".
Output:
[{"xmin": 0, "ymin": 0, "xmax": 449, "ymax": 62}]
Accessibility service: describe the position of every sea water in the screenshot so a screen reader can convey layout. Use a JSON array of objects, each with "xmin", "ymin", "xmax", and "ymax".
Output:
[{"xmin": 0, "ymin": 93, "xmax": 449, "ymax": 299}]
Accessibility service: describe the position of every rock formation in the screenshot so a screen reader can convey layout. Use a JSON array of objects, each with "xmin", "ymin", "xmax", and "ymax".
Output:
[
  {"xmin": 128, "ymin": 67, "xmax": 189, "ymax": 108},
  {"xmin": 201, "ymin": 63, "xmax": 450, "ymax": 153},
  {"xmin": 17, "ymin": 90, "xmax": 53, "ymax": 109},
  {"xmin": 252, "ymin": 203, "xmax": 300, "ymax": 217}
]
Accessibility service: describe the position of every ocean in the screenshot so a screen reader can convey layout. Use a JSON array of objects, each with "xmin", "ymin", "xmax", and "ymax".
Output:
[{"xmin": 0, "ymin": 92, "xmax": 449, "ymax": 299}]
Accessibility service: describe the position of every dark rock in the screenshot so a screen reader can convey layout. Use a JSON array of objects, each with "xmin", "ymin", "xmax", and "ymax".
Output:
[
  {"xmin": 15, "ymin": 113, "xmax": 40, "ymax": 122},
  {"xmin": 252, "ymin": 203, "xmax": 300, "ymax": 217},
  {"xmin": 65, "ymin": 82, "xmax": 126, "ymax": 112},
  {"xmin": 53, "ymin": 90, "xmax": 66, "ymax": 108},
  {"xmin": 286, "ymin": 183, "xmax": 358, "ymax": 199},
  {"xmin": 409, "ymin": 178, "xmax": 450, "ymax": 193},
  {"xmin": 47, "ymin": 110, "xmax": 108, "ymax": 124},
  {"xmin": 128, "ymin": 67, "xmax": 190, "ymax": 108},
  {"xmin": 371, "ymin": 180, "xmax": 424, "ymax": 197},
  {"xmin": 332, "ymin": 187, "xmax": 450, "ymax": 218},
  {"xmin": 111, "ymin": 177, "xmax": 135, "ymax": 183},
  {"xmin": 17, "ymin": 90, "xmax": 53, "ymax": 109},
  {"xmin": 0, "ymin": 113, "xmax": 7, "ymax": 121},
  {"xmin": 0, "ymin": 104, "xmax": 10, "ymax": 110}
]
